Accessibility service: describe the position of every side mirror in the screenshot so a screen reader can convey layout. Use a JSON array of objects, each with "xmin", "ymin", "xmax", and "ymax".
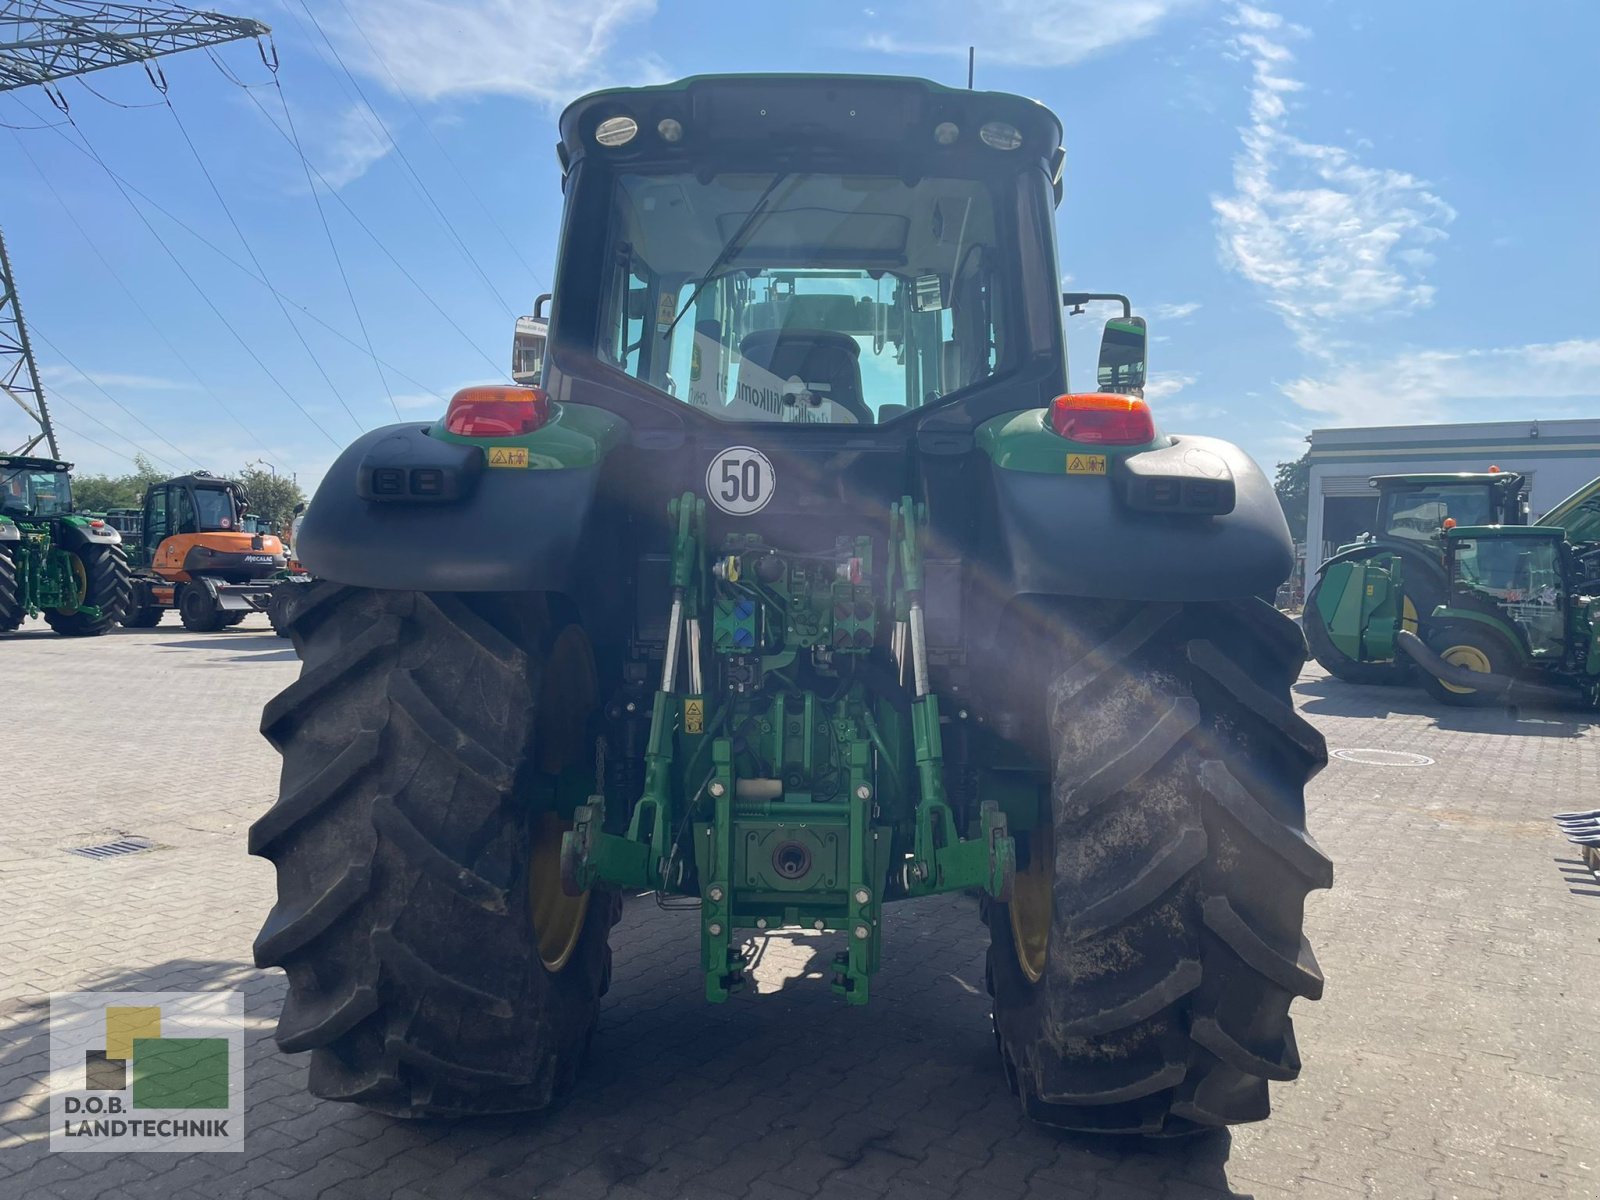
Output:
[{"xmin": 1096, "ymin": 315, "xmax": 1147, "ymax": 396}]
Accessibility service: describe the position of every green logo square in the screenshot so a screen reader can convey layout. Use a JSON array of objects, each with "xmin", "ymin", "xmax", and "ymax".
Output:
[{"xmin": 130, "ymin": 1038, "xmax": 229, "ymax": 1110}]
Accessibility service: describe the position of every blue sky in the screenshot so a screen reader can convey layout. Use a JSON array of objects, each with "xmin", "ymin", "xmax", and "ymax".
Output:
[{"xmin": 4, "ymin": 0, "xmax": 1598, "ymax": 491}]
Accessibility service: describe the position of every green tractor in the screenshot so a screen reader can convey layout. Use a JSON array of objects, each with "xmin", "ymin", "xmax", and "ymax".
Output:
[
  {"xmin": 1398, "ymin": 488, "xmax": 1600, "ymax": 706},
  {"xmin": 1304, "ymin": 471, "xmax": 1529, "ymax": 683},
  {"xmin": 0, "ymin": 455, "xmax": 131, "ymax": 636},
  {"xmin": 252, "ymin": 74, "xmax": 1330, "ymax": 1137}
]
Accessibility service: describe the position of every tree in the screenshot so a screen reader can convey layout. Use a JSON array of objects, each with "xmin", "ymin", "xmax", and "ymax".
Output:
[
  {"xmin": 1274, "ymin": 450, "xmax": 1310, "ymax": 545},
  {"xmin": 236, "ymin": 466, "xmax": 306, "ymax": 533},
  {"xmin": 71, "ymin": 456, "xmax": 167, "ymax": 513}
]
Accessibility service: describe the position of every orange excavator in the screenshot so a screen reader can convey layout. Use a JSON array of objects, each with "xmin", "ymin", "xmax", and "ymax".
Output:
[{"xmin": 121, "ymin": 472, "xmax": 287, "ymax": 631}]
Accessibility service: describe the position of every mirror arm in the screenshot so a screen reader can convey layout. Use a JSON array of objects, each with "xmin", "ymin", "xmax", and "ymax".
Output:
[{"xmin": 1062, "ymin": 291, "xmax": 1131, "ymax": 318}]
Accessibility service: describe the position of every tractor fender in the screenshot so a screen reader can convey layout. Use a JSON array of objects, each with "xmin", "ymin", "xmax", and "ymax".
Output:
[
  {"xmin": 0, "ymin": 520, "xmax": 18, "ymax": 544},
  {"xmin": 986, "ymin": 434, "xmax": 1292, "ymax": 602},
  {"xmin": 296, "ymin": 422, "xmax": 606, "ymax": 593},
  {"xmin": 56, "ymin": 518, "xmax": 123, "ymax": 549}
]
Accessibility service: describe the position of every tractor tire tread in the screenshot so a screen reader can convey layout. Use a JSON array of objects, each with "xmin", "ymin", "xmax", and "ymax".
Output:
[
  {"xmin": 250, "ymin": 583, "xmax": 618, "ymax": 1118},
  {"xmin": 989, "ymin": 598, "xmax": 1330, "ymax": 1136},
  {"xmin": 43, "ymin": 543, "xmax": 130, "ymax": 637}
]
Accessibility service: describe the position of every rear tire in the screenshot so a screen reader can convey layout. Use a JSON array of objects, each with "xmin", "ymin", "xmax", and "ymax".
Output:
[
  {"xmin": 251, "ymin": 584, "xmax": 619, "ymax": 1117},
  {"xmin": 1419, "ymin": 623, "xmax": 1518, "ymax": 707},
  {"xmin": 267, "ymin": 585, "xmax": 295, "ymax": 638},
  {"xmin": 0, "ymin": 545, "xmax": 22, "ymax": 632},
  {"xmin": 121, "ymin": 605, "xmax": 165, "ymax": 628},
  {"xmin": 179, "ymin": 583, "xmax": 225, "ymax": 632},
  {"xmin": 43, "ymin": 544, "xmax": 130, "ymax": 637},
  {"xmin": 987, "ymin": 599, "xmax": 1331, "ymax": 1136}
]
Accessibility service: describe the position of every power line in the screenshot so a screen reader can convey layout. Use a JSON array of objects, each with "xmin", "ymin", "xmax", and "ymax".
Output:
[
  {"xmin": 217, "ymin": 82, "xmax": 512, "ymax": 380},
  {"xmin": 52, "ymin": 103, "xmax": 345, "ymax": 448},
  {"xmin": 17, "ymin": 349, "xmax": 179, "ymax": 473},
  {"xmin": 14, "ymin": 92, "xmax": 453, "ymax": 399},
  {"xmin": 158, "ymin": 88, "xmax": 368, "ymax": 435},
  {"xmin": 5, "ymin": 124, "xmax": 289, "ymax": 465},
  {"xmin": 286, "ymin": 0, "xmax": 520, "ymax": 317},
  {"xmin": 36, "ymin": 408, "xmax": 151, "ymax": 470},
  {"xmin": 253, "ymin": 49, "xmax": 398, "ymax": 422},
  {"xmin": 29, "ymin": 323, "xmax": 199, "ymax": 468},
  {"xmin": 328, "ymin": 0, "xmax": 546, "ymax": 296}
]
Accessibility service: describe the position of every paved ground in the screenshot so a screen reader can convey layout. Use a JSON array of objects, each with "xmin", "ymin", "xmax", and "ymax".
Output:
[{"xmin": 2, "ymin": 612, "xmax": 1598, "ymax": 1199}]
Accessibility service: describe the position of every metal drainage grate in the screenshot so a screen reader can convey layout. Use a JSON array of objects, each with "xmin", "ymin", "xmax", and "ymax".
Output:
[
  {"xmin": 1330, "ymin": 748, "xmax": 1435, "ymax": 767},
  {"xmin": 67, "ymin": 836, "xmax": 156, "ymax": 860}
]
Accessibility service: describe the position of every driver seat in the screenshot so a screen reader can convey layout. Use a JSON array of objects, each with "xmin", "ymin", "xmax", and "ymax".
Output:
[{"xmin": 735, "ymin": 329, "xmax": 871, "ymax": 424}]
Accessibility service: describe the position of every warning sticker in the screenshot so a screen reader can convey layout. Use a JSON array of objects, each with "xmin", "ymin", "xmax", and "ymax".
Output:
[
  {"xmin": 487, "ymin": 446, "xmax": 529, "ymax": 469},
  {"xmin": 656, "ymin": 294, "xmax": 677, "ymax": 330},
  {"xmin": 1066, "ymin": 454, "xmax": 1107, "ymax": 475},
  {"xmin": 683, "ymin": 698, "xmax": 704, "ymax": 734}
]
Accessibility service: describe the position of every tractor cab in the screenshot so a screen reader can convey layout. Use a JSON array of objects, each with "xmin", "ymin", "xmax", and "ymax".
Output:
[
  {"xmin": 1442, "ymin": 526, "xmax": 1571, "ymax": 658},
  {"xmin": 0, "ymin": 456, "xmax": 74, "ymax": 523},
  {"xmin": 1397, "ymin": 523, "xmax": 1600, "ymax": 707},
  {"xmin": 1368, "ymin": 471, "xmax": 1527, "ymax": 550}
]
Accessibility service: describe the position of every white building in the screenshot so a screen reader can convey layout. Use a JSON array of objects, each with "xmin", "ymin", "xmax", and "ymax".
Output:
[{"xmin": 1306, "ymin": 417, "xmax": 1600, "ymax": 577}]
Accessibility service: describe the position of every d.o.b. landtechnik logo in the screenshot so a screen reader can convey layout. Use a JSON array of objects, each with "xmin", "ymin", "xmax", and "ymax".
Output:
[{"xmin": 49, "ymin": 991, "xmax": 244, "ymax": 1152}]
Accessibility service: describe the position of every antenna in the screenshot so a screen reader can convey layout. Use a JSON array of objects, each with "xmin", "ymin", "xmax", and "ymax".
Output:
[{"xmin": 967, "ymin": 46, "xmax": 975, "ymax": 90}]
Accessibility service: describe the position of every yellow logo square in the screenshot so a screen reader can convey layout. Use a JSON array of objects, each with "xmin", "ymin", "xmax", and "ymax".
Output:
[{"xmin": 105, "ymin": 1006, "xmax": 161, "ymax": 1062}]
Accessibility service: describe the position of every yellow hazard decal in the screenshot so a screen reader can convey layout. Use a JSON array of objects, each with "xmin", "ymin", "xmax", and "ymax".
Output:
[
  {"xmin": 487, "ymin": 446, "xmax": 529, "ymax": 469},
  {"xmin": 656, "ymin": 294, "xmax": 677, "ymax": 328},
  {"xmin": 1066, "ymin": 454, "xmax": 1107, "ymax": 475},
  {"xmin": 683, "ymin": 698, "xmax": 704, "ymax": 734}
]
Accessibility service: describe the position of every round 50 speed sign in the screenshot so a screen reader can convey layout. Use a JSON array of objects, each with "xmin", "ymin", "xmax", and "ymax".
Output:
[{"xmin": 706, "ymin": 446, "xmax": 775, "ymax": 516}]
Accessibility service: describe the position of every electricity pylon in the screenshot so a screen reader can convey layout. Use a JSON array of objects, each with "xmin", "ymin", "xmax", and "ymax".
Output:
[{"xmin": 0, "ymin": 1, "xmax": 268, "ymax": 457}]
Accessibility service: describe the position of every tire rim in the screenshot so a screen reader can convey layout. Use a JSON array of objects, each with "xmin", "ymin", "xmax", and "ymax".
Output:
[
  {"xmin": 55, "ymin": 554, "xmax": 87, "ymax": 615},
  {"xmin": 1009, "ymin": 835, "xmax": 1052, "ymax": 984},
  {"xmin": 1400, "ymin": 595, "xmax": 1419, "ymax": 635},
  {"xmin": 529, "ymin": 812, "xmax": 588, "ymax": 971},
  {"xmin": 1439, "ymin": 643, "xmax": 1492, "ymax": 694},
  {"xmin": 527, "ymin": 623, "xmax": 598, "ymax": 973}
]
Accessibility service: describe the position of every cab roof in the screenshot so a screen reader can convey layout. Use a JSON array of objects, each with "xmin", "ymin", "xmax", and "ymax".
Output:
[
  {"xmin": 0, "ymin": 455, "xmax": 71, "ymax": 472},
  {"xmin": 1369, "ymin": 472, "xmax": 1523, "ymax": 488},
  {"xmin": 558, "ymin": 73, "xmax": 1063, "ymax": 179}
]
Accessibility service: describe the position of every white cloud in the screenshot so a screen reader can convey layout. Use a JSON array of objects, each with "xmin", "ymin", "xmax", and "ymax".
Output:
[
  {"xmin": 1211, "ymin": 5, "xmax": 1453, "ymax": 348},
  {"xmin": 1143, "ymin": 372, "xmax": 1195, "ymax": 402},
  {"xmin": 39, "ymin": 366, "xmax": 195, "ymax": 392},
  {"xmin": 1152, "ymin": 301, "xmax": 1201, "ymax": 320},
  {"xmin": 866, "ymin": 0, "xmax": 1193, "ymax": 67},
  {"xmin": 1282, "ymin": 338, "xmax": 1600, "ymax": 428},
  {"xmin": 329, "ymin": 0, "xmax": 662, "ymax": 106},
  {"xmin": 308, "ymin": 104, "xmax": 393, "ymax": 191}
]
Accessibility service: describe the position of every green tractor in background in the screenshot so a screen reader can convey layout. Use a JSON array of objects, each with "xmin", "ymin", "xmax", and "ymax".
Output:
[
  {"xmin": 252, "ymin": 74, "xmax": 1330, "ymax": 1137},
  {"xmin": 0, "ymin": 455, "xmax": 130, "ymax": 636},
  {"xmin": 1304, "ymin": 471, "xmax": 1529, "ymax": 683},
  {"xmin": 1398, "ymin": 486, "xmax": 1600, "ymax": 706}
]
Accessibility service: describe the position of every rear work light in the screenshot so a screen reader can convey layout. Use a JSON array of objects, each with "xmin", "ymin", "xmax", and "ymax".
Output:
[
  {"xmin": 444, "ymin": 385, "xmax": 551, "ymax": 438},
  {"xmin": 1049, "ymin": 393, "xmax": 1156, "ymax": 446}
]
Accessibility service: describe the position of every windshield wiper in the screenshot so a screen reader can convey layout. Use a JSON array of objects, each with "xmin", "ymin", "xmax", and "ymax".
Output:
[{"xmin": 664, "ymin": 172, "xmax": 793, "ymax": 340}]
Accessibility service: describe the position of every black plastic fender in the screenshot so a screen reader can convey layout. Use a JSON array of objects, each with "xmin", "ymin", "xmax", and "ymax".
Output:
[
  {"xmin": 986, "ymin": 434, "xmax": 1291, "ymax": 601},
  {"xmin": 296, "ymin": 423, "xmax": 605, "ymax": 593},
  {"xmin": 56, "ymin": 519, "xmax": 122, "ymax": 550}
]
